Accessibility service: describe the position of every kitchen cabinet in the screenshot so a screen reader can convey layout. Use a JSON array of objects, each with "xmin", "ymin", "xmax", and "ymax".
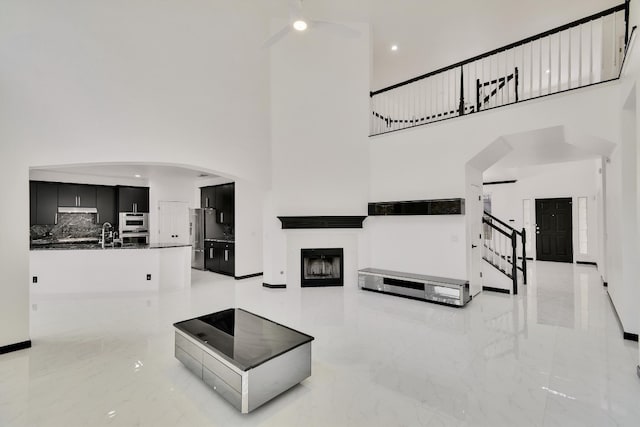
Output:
[
  {"xmin": 58, "ymin": 183, "xmax": 97, "ymax": 208},
  {"xmin": 205, "ymin": 241, "xmax": 218, "ymax": 271},
  {"xmin": 118, "ymin": 186, "xmax": 149, "ymax": 213},
  {"xmin": 200, "ymin": 183, "xmax": 234, "ymax": 224},
  {"xmin": 215, "ymin": 183, "xmax": 234, "ymax": 225},
  {"xmin": 216, "ymin": 242, "xmax": 235, "ymax": 276},
  {"xmin": 201, "ymin": 186, "xmax": 216, "ymax": 209},
  {"xmin": 96, "ymin": 186, "xmax": 116, "ymax": 225},
  {"xmin": 30, "ymin": 181, "xmax": 37, "ymax": 225},
  {"xmin": 34, "ymin": 181, "xmax": 59, "ymax": 225},
  {"xmin": 204, "ymin": 241, "xmax": 235, "ymax": 276}
]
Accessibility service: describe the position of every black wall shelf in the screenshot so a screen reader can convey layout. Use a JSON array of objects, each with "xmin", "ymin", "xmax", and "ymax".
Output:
[
  {"xmin": 278, "ymin": 216, "xmax": 367, "ymax": 229},
  {"xmin": 368, "ymin": 198, "xmax": 465, "ymax": 216}
]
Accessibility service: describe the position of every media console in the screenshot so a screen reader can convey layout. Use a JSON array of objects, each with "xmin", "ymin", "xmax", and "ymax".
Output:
[{"xmin": 358, "ymin": 268, "xmax": 470, "ymax": 307}]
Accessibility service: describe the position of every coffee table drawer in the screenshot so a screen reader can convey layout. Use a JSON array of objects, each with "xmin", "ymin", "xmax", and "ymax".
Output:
[
  {"xmin": 203, "ymin": 366, "xmax": 242, "ymax": 411},
  {"xmin": 203, "ymin": 352, "xmax": 242, "ymax": 392}
]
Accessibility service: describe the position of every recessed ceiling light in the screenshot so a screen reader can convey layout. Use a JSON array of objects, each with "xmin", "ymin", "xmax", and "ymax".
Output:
[
  {"xmin": 545, "ymin": 69, "xmax": 550, "ymax": 74},
  {"xmin": 391, "ymin": 45, "xmax": 398, "ymax": 51},
  {"xmin": 134, "ymin": 174, "xmax": 141, "ymax": 178},
  {"xmin": 293, "ymin": 20, "xmax": 308, "ymax": 31}
]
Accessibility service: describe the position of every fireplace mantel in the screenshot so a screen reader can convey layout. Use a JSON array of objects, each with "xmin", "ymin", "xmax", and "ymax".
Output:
[{"xmin": 278, "ymin": 216, "xmax": 367, "ymax": 229}]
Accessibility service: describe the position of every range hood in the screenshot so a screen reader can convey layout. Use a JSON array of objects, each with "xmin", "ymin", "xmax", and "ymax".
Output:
[{"xmin": 57, "ymin": 206, "xmax": 98, "ymax": 214}]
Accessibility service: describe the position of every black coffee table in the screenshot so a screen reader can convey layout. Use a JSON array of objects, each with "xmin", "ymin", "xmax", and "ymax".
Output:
[{"xmin": 174, "ymin": 308, "xmax": 314, "ymax": 413}]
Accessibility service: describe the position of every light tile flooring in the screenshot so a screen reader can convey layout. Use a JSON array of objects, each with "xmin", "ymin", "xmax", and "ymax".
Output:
[{"xmin": 1, "ymin": 262, "xmax": 639, "ymax": 426}]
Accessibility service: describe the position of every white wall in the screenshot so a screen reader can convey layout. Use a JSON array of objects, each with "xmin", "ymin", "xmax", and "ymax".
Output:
[
  {"xmin": 269, "ymin": 22, "xmax": 370, "ymax": 215},
  {"xmin": 605, "ymin": 81, "xmax": 640, "ymax": 336},
  {"xmin": 485, "ymin": 159, "xmax": 601, "ymax": 264},
  {"xmin": 30, "ymin": 246, "xmax": 191, "ymax": 294},
  {"xmin": 234, "ymin": 179, "xmax": 264, "ymax": 278},
  {"xmin": 365, "ymin": 216, "xmax": 467, "ymax": 281},
  {"xmin": 0, "ymin": 0, "xmax": 271, "ymax": 347},
  {"xmin": 629, "ymin": 0, "xmax": 640, "ymax": 368},
  {"xmin": 264, "ymin": 20, "xmax": 371, "ymax": 285},
  {"xmin": 368, "ymin": 84, "xmax": 620, "ymax": 281},
  {"xmin": 148, "ymin": 174, "xmax": 197, "ymax": 245}
]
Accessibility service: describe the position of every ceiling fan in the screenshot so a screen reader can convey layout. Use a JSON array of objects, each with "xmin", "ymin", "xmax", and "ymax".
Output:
[{"xmin": 262, "ymin": 0, "xmax": 360, "ymax": 48}]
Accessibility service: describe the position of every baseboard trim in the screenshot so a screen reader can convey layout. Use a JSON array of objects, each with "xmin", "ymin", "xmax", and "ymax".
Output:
[
  {"xmin": 482, "ymin": 286, "xmax": 511, "ymax": 295},
  {"xmin": 483, "ymin": 180, "xmax": 517, "ymax": 185},
  {"xmin": 576, "ymin": 261, "xmax": 598, "ymax": 267},
  {"xmin": 262, "ymin": 283, "xmax": 286, "ymax": 289},
  {"xmin": 606, "ymin": 291, "xmax": 639, "ymax": 341},
  {"xmin": 234, "ymin": 272, "xmax": 263, "ymax": 280},
  {"xmin": 0, "ymin": 340, "xmax": 32, "ymax": 355}
]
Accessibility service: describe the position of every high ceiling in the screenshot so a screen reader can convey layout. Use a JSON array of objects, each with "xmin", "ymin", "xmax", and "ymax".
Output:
[
  {"xmin": 30, "ymin": 164, "xmax": 218, "ymax": 182},
  {"xmin": 251, "ymin": 0, "xmax": 621, "ymax": 89}
]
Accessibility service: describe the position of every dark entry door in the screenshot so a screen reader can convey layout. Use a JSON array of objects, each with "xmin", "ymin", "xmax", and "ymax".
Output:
[{"xmin": 535, "ymin": 198, "xmax": 573, "ymax": 263}]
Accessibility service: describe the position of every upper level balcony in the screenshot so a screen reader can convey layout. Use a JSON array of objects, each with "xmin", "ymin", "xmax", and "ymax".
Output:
[{"xmin": 369, "ymin": 3, "xmax": 632, "ymax": 136}]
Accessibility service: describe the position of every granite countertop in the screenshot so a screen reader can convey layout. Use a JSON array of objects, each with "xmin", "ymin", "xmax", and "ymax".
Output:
[
  {"xmin": 174, "ymin": 308, "xmax": 314, "ymax": 371},
  {"xmin": 30, "ymin": 242, "xmax": 191, "ymax": 251},
  {"xmin": 204, "ymin": 237, "xmax": 235, "ymax": 243}
]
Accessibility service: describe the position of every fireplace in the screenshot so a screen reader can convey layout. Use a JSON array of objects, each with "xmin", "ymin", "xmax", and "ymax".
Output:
[{"xmin": 301, "ymin": 248, "xmax": 344, "ymax": 287}]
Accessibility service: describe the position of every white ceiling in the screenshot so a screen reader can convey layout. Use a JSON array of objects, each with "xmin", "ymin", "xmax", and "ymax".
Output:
[
  {"xmin": 253, "ymin": 0, "xmax": 620, "ymax": 89},
  {"xmin": 30, "ymin": 164, "xmax": 217, "ymax": 182},
  {"xmin": 29, "ymin": 1, "xmax": 621, "ymax": 183},
  {"xmin": 482, "ymin": 126, "xmax": 609, "ymax": 181}
]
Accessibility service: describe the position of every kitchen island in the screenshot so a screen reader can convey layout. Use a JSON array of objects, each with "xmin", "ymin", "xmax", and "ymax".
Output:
[
  {"xmin": 30, "ymin": 243, "xmax": 191, "ymax": 294},
  {"xmin": 174, "ymin": 308, "xmax": 314, "ymax": 413}
]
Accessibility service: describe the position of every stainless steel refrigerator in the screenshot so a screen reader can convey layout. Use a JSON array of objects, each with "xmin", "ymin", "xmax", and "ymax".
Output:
[{"xmin": 190, "ymin": 208, "xmax": 222, "ymax": 270}]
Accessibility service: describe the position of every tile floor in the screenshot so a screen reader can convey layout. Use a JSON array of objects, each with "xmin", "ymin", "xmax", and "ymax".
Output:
[{"xmin": 1, "ymin": 261, "xmax": 638, "ymax": 426}]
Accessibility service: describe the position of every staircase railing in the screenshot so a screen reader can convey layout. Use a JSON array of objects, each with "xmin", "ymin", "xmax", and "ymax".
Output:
[
  {"xmin": 482, "ymin": 211, "xmax": 527, "ymax": 295},
  {"xmin": 370, "ymin": 2, "xmax": 630, "ymax": 136}
]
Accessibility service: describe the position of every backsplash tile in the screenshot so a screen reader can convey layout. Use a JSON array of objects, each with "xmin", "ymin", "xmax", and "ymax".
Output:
[{"xmin": 30, "ymin": 213, "xmax": 101, "ymax": 242}]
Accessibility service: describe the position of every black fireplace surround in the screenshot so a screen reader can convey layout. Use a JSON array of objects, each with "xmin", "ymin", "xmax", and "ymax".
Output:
[{"xmin": 301, "ymin": 248, "xmax": 344, "ymax": 287}]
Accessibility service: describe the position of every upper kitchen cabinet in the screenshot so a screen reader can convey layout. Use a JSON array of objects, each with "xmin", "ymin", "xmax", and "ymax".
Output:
[
  {"xmin": 201, "ymin": 186, "xmax": 216, "ymax": 209},
  {"xmin": 30, "ymin": 181, "xmax": 37, "ymax": 225},
  {"xmin": 118, "ymin": 186, "xmax": 149, "ymax": 213},
  {"xmin": 215, "ymin": 183, "xmax": 234, "ymax": 225},
  {"xmin": 58, "ymin": 183, "xmax": 97, "ymax": 208},
  {"xmin": 33, "ymin": 181, "xmax": 59, "ymax": 225},
  {"xmin": 96, "ymin": 186, "xmax": 117, "ymax": 225}
]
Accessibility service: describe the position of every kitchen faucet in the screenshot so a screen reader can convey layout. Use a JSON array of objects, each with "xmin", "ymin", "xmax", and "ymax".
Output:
[{"xmin": 101, "ymin": 222, "xmax": 113, "ymax": 249}]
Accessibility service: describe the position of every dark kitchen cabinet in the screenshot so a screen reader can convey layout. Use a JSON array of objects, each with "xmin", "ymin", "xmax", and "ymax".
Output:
[
  {"xmin": 205, "ymin": 241, "xmax": 218, "ymax": 271},
  {"xmin": 96, "ymin": 186, "xmax": 116, "ymax": 225},
  {"xmin": 34, "ymin": 181, "xmax": 59, "ymax": 225},
  {"xmin": 201, "ymin": 186, "xmax": 216, "ymax": 209},
  {"xmin": 216, "ymin": 242, "xmax": 235, "ymax": 276},
  {"xmin": 118, "ymin": 186, "xmax": 149, "ymax": 213},
  {"xmin": 58, "ymin": 183, "xmax": 97, "ymax": 208},
  {"xmin": 204, "ymin": 241, "xmax": 235, "ymax": 276},
  {"xmin": 215, "ymin": 183, "xmax": 234, "ymax": 225},
  {"xmin": 30, "ymin": 181, "xmax": 37, "ymax": 226}
]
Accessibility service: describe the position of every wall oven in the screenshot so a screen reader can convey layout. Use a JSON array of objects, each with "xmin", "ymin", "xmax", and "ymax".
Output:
[{"xmin": 119, "ymin": 212, "xmax": 149, "ymax": 245}]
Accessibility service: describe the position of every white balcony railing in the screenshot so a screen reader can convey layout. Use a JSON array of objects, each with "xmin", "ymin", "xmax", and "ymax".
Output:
[{"xmin": 370, "ymin": 3, "xmax": 630, "ymax": 136}]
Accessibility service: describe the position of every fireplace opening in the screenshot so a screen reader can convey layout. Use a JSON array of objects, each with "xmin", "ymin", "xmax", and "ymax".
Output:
[{"xmin": 301, "ymin": 248, "xmax": 344, "ymax": 287}]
